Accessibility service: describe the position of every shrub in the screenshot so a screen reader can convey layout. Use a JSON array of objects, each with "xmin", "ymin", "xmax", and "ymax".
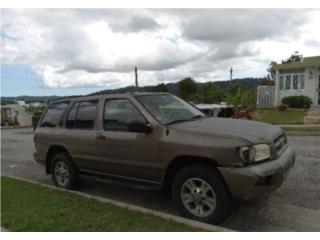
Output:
[
  {"xmin": 276, "ymin": 103, "xmax": 288, "ymax": 111},
  {"xmin": 233, "ymin": 110, "xmax": 252, "ymax": 120},
  {"xmin": 281, "ymin": 95, "xmax": 312, "ymax": 109}
]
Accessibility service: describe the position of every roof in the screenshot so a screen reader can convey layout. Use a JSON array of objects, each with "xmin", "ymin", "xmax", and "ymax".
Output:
[
  {"xmin": 132, "ymin": 92, "xmax": 170, "ymax": 96},
  {"xmin": 272, "ymin": 56, "xmax": 320, "ymax": 70},
  {"xmin": 49, "ymin": 92, "xmax": 170, "ymax": 104}
]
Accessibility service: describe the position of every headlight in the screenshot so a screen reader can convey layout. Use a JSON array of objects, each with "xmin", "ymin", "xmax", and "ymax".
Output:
[{"xmin": 239, "ymin": 144, "xmax": 270, "ymax": 163}]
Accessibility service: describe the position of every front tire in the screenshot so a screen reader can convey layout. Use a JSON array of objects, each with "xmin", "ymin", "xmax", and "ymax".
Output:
[
  {"xmin": 172, "ymin": 164, "xmax": 231, "ymax": 224},
  {"xmin": 51, "ymin": 152, "xmax": 80, "ymax": 189}
]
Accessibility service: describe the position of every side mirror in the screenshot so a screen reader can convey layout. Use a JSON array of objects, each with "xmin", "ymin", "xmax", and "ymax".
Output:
[{"xmin": 128, "ymin": 121, "xmax": 153, "ymax": 134}]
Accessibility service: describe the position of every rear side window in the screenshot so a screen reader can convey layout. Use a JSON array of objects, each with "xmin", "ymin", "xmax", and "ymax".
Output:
[
  {"xmin": 66, "ymin": 100, "xmax": 98, "ymax": 129},
  {"xmin": 66, "ymin": 102, "xmax": 79, "ymax": 128},
  {"xmin": 40, "ymin": 101, "xmax": 70, "ymax": 127}
]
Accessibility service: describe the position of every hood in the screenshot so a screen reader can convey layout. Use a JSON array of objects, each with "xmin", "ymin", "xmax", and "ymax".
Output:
[{"xmin": 168, "ymin": 117, "xmax": 282, "ymax": 143}]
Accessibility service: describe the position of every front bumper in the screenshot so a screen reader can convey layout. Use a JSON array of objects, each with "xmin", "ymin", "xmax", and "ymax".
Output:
[{"xmin": 218, "ymin": 145, "xmax": 295, "ymax": 200}]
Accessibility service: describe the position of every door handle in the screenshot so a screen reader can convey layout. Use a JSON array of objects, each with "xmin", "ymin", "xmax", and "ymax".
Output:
[{"xmin": 96, "ymin": 134, "xmax": 106, "ymax": 140}]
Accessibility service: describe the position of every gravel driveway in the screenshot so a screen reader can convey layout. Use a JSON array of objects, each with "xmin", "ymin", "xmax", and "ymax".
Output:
[{"xmin": 1, "ymin": 127, "xmax": 320, "ymax": 231}]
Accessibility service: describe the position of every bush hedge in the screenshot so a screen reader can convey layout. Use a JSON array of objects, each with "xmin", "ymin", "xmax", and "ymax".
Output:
[{"xmin": 281, "ymin": 95, "xmax": 312, "ymax": 109}]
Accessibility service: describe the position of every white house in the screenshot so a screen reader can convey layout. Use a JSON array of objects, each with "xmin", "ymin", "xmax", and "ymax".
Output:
[
  {"xmin": 272, "ymin": 56, "xmax": 320, "ymax": 107},
  {"xmin": 1, "ymin": 101, "xmax": 42, "ymax": 127}
]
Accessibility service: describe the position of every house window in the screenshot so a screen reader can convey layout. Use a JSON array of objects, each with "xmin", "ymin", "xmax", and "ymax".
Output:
[
  {"xmin": 279, "ymin": 75, "xmax": 284, "ymax": 90},
  {"xmin": 279, "ymin": 69, "xmax": 305, "ymax": 91},
  {"xmin": 299, "ymin": 74, "xmax": 305, "ymax": 89},
  {"xmin": 293, "ymin": 75, "xmax": 299, "ymax": 89},
  {"xmin": 285, "ymin": 75, "xmax": 291, "ymax": 90}
]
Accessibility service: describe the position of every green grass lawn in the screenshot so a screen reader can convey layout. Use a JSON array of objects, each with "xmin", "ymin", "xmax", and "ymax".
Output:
[
  {"xmin": 252, "ymin": 108, "xmax": 307, "ymax": 124},
  {"xmin": 282, "ymin": 126, "xmax": 320, "ymax": 135},
  {"xmin": 1, "ymin": 176, "xmax": 202, "ymax": 232}
]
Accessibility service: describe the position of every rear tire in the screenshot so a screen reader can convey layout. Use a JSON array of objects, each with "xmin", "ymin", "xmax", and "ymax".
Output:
[
  {"xmin": 172, "ymin": 164, "xmax": 231, "ymax": 224},
  {"xmin": 51, "ymin": 152, "xmax": 81, "ymax": 189}
]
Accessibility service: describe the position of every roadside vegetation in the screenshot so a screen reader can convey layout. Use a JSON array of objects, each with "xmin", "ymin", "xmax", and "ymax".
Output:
[
  {"xmin": 1, "ymin": 176, "xmax": 203, "ymax": 232},
  {"xmin": 282, "ymin": 126, "xmax": 320, "ymax": 136},
  {"xmin": 23, "ymin": 103, "xmax": 47, "ymax": 129},
  {"xmin": 252, "ymin": 108, "xmax": 307, "ymax": 124}
]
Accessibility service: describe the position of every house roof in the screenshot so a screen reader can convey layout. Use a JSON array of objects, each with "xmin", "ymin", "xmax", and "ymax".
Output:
[{"xmin": 272, "ymin": 56, "xmax": 320, "ymax": 70}]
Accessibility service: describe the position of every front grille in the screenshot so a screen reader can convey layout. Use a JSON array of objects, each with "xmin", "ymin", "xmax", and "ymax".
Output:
[{"xmin": 273, "ymin": 133, "xmax": 287, "ymax": 153}]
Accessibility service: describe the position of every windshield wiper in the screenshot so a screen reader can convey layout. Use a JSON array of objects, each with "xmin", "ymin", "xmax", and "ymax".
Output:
[
  {"xmin": 192, "ymin": 115, "xmax": 205, "ymax": 119},
  {"xmin": 166, "ymin": 115, "xmax": 205, "ymax": 125},
  {"xmin": 166, "ymin": 119, "xmax": 192, "ymax": 125}
]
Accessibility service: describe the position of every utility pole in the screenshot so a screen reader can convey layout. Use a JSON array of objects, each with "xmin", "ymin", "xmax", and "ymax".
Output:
[
  {"xmin": 230, "ymin": 67, "xmax": 233, "ymax": 81},
  {"xmin": 135, "ymin": 67, "xmax": 138, "ymax": 91}
]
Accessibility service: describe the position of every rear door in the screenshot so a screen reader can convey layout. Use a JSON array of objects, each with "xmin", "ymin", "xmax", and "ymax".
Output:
[{"xmin": 62, "ymin": 99, "xmax": 99, "ymax": 170}]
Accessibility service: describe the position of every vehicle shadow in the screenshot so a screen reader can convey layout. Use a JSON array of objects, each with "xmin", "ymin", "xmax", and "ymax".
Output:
[{"xmin": 78, "ymin": 176, "xmax": 269, "ymax": 231}]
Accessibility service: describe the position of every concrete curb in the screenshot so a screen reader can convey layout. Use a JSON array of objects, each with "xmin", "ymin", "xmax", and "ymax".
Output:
[
  {"xmin": 0, "ymin": 126, "xmax": 32, "ymax": 130},
  {"xmin": 3, "ymin": 175, "xmax": 234, "ymax": 232}
]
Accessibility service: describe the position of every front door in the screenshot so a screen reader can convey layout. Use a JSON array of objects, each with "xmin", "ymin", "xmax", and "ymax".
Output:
[{"xmin": 95, "ymin": 98, "xmax": 161, "ymax": 183}]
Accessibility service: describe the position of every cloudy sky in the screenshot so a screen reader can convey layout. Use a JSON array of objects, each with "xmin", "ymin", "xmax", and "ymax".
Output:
[{"xmin": 1, "ymin": 8, "xmax": 320, "ymax": 96}]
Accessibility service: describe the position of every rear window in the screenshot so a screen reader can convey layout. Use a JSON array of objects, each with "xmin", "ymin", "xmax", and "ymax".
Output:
[
  {"xmin": 66, "ymin": 100, "xmax": 98, "ymax": 129},
  {"xmin": 40, "ymin": 101, "xmax": 70, "ymax": 127}
]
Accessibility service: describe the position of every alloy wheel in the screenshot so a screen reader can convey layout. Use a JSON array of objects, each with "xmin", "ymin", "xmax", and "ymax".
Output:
[
  {"xmin": 180, "ymin": 177, "xmax": 217, "ymax": 217},
  {"xmin": 54, "ymin": 161, "xmax": 70, "ymax": 187}
]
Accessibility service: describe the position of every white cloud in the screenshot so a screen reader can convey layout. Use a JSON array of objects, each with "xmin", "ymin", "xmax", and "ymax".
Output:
[{"xmin": 1, "ymin": 9, "xmax": 320, "ymax": 90}]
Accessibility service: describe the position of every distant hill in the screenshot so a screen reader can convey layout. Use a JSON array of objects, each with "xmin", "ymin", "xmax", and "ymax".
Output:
[
  {"xmin": 0, "ymin": 95, "xmax": 60, "ymax": 104},
  {"xmin": 1, "ymin": 77, "xmax": 263, "ymax": 104},
  {"xmin": 90, "ymin": 77, "xmax": 263, "ymax": 96}
]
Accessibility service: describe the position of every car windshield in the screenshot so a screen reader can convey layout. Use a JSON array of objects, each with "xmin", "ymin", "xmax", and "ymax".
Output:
[{"xmin": 136, "ymin": 94, "xmax": 205, "ymax": 125}]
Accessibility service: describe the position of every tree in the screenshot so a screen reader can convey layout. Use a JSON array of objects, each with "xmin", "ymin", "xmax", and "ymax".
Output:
[
  {"xmin": 227, "ymin": 83, "xmax": 242, "ymax": 96},
  {"xmin": 177, "ymin": 77, "xmax": 198, "ymax": 101},
  {"xmin": 267, "ymin": 61, "xmax": 277, "ymax": 79},
  {"xmin": 145, "ymin": 83, "xmax": 168, "ymax": 92},
  {"xmin": 201, "ymin": 82, "xmax": 224, "ymax": 103},
  {"xmin": 259, "ymin": 76, "xmax": 275, "ymax": 86},
  {"xmin": 281, "ymin": 51, "xmax": 303, "ymax": 64},
  {"xmin": 23, "ymin": 103, "xmax": 47, "ymax": 116},
  {"xmin": 225, "ymin": 85, "xmax": 256, "ymax": 112},
  {"xmin": 23, "ymin": 103, "xmax": 47, "ymax": 130}
]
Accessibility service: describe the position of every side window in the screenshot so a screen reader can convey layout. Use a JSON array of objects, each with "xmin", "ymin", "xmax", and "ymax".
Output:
[
  {"xmin": 66, "ymin": 100, "xmax": 98, "ymax": 129},
  {"xmin": 76, "ymin": 100, "xmax": 98, "ymax": 129},
  {"xmin": 285, "ymin": 75, "xmax": 291, "ymax": 90},
  {"xmin": 299, "ymin": 74, "xmax": 305, "ymax": 89},
  {"xmin": 279, "ymin": 75, "xmax": 284, "ymax": 90},
  {"xmin": 66, "ymin": 102, "xmax": 79, "ymax": 128},
  {"xmin": 293, "ymin": 75, "xmax": 299, "ymax": 90},
  {"xmin": 40, "ymin": 101, "xmax": 70, "ymax": 127},
  {"xmin": 104, "ymin": 99, "xmax": 146, "ymax": 131}
]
